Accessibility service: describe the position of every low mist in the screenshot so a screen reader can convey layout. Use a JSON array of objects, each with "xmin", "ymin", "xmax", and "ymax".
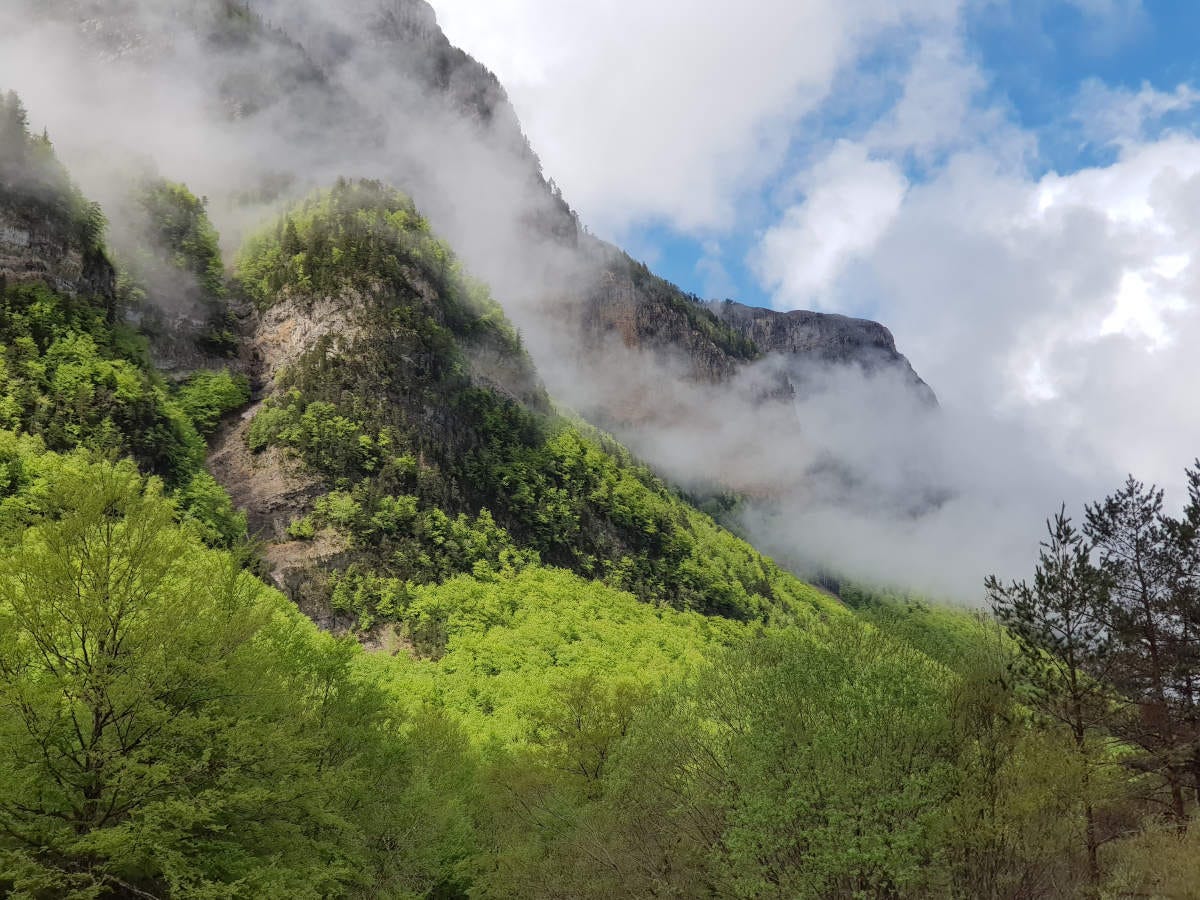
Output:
[{"xmin": 0, "ymin": 0, "xmax": 1130, "ymax": 602}]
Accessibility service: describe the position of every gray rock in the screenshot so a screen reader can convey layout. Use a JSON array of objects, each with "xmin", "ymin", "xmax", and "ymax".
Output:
[{"xmin": 712, "ymin": 300, "xmax": 936, "ymax": 403}]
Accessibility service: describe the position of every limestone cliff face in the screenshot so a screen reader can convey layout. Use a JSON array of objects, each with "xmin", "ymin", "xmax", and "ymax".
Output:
[
  {"xmin": 712, "ymin": 300, "xmax": 936, "ymax": 402},
  {"xmin": 0, "ymin": 198, "xmax": 114, "ymax": 302}
]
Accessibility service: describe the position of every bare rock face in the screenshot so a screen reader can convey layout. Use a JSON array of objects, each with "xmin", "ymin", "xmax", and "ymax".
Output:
[
  {"xmin": 0, "ymin": 198, "xmax": 115, "ymax": 302},
  {"xmin": 253, "ymin": 290, "xmax": 365, "ymax": 378},
  {"xmin": 570, "ymin": 245, "xmax": 935, "ymax": 426},
  {"xmin": 581, "ymin": 263, "xmax": 746, "ymax": 384},
  {"xmin": 205, "ymin": 403, "xmax": 357, "ymax": 635},
  {"xmin": 207, "ymin": 402, "xmax": 323, "ymax": 542},
  {"xmin": 712, "ymin": 300, "xmax": 937, "ymax": 403}
]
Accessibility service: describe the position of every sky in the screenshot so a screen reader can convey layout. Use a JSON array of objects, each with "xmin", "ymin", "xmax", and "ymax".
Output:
[{"xmin": 428, "ymin": 0, "xmax": 1200, "ymax": 512}]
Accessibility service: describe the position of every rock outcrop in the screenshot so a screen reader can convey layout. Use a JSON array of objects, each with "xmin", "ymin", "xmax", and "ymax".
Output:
[
  {"xmin": 712, "ymin": 300, "xmax": 936, "ymax": 403},
  {"xmin": 0, "ymin": 198, "xmax": 114, "ymax": 303}
]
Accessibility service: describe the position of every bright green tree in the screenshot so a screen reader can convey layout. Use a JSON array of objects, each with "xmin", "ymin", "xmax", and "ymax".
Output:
[{"xmin": 0, "ymin": 457, "xmax": 457, "ymax": 898}]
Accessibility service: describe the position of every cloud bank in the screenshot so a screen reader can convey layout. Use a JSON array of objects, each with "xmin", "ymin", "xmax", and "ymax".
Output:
[
  {"xmin": 431, "ymin": 0, "xmax": 1200, "ymax": 599},
  {"xmin": 5, "ymin": 0, "xmax": 1198, "ymax": 603}
]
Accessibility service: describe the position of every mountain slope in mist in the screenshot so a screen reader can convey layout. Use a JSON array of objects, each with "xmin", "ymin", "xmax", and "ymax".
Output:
[
  {"xmin": 216, "ymin": 178, "xmax": 840, "ymax": 633},
  {"xmin": 0, "ymin": 0, "xmax": 955, "ymax": 597},
  {"xmin": 2, "ymin": 39, "xmax": 1187, "ymax": 900}
]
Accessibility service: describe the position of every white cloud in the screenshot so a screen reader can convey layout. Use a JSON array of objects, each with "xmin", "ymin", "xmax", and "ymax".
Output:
[
  {"xmin": 429, "ymin": 0, "xmax": 959, "ymax": 236},
  {"xmin": 1073, "ymin": 79, "xmax": 1200, "ymax": 148},
  {"xmin": 778, "ymin": 128, "xmax": 1200, "ymax": 495},
  {"xmin": 753, "ymin": 142, "xmax": 907, "ymax": 310}
]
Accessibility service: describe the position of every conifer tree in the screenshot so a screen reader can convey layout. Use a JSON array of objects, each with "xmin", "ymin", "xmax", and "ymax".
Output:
[
  {"xmin": 1085, "ymin": 477, "xmax": 1189, "ymax": 825},
  {"xmin": 988, "ymin": 507, "xmax": 1117, "ymax": 887}
]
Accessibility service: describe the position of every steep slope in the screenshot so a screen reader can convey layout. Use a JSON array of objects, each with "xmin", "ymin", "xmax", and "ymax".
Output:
[
  {"xmin": 4, "ymin": 0, "xmax": 931, "ymax": 426},
  {"xmin": 216, "ymin": 179, "xmax": 839, "ymax": 633}
]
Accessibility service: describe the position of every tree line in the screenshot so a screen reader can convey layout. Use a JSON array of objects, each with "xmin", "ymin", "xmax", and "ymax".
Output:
[{"xmin": 989, "ymin": 464, "xmax": 1200, "ymax": 893}]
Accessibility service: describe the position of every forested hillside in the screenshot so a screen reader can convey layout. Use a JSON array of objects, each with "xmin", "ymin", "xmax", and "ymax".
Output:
[
  {"xmin": 2, "ymin": 90, "xmax": 1199, "ymax": 899},
  {"xmin": 227, "ymin": 180, "xmax": 835, "ymax": 629}
]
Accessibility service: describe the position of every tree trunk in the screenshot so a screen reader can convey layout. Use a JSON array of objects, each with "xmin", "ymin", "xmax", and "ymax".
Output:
[
  {"xmin": 1192, "ymin": 752, "xmax": 1200, "ymax": 806},
  {"xmin": 1084, "ymin": 800, "xmax": 1100, "ymax": 896},
  {"xmin": 1169, "ymin": 772, "xmax": 1187, "ymax": 830},
  {"xmin": 1074, "ymin": 719, "xmax": 1101, "ymax": 894}
]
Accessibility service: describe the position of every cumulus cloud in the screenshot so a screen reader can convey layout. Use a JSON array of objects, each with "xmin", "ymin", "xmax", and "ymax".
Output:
[
  {"xmin": 1073, "ymin": 80, "xmax": 1200, "ymax": 148},
  {"xmin": 753, "ymin": 143, "xmax": 908, "ymax": 312},
  {"xmin": 430, "ymin": 0, "xmax": 959, "ymax": 236}
]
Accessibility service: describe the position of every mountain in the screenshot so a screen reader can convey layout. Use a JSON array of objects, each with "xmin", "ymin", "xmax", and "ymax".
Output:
[
  {"xmin": 0, "ymin": 5, "xmax": 1189, "ymax": 895},
  {"xmin": 209, "ymin": 179, "xmax": 837, "ymax": 634},
  {"xmin": 6, "ymin": 0, "xmax": 931, "ymax": 429}
]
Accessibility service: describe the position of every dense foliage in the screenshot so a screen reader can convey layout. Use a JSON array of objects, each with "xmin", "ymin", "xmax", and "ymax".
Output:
[
  {"xmin": 238, "ymin": 182, "xmax": 832, "ymax": 622},
  {"xmin": 175, "ymin": 368, "xmax": 250, "ymax": 436},
  {"xmin": 2, "ymin": 97, "xmax": 1197, "ymax": 896},
  {"xmin": 237, "ymin": 179, "xmax": 522, "ymax": 354},
  {"xmin": 0, "ymin": 452, "xmax": 1166, "ymax": 899},
  {"xmin": 0, "ymin": 282, "xmax": 204, "ymax": 485},
  {"xmin": 0, "ymin": 454, "xmax": 471, "ymax": 899}
]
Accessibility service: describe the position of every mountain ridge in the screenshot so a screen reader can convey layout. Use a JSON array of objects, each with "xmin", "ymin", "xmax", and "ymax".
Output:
[
  {"xmin": 7, "ymin": 0, "xmax": 932, "ymax": 416},
  {"xmin": 0, "ymin": 8, "xmax": 1191, "ymax": 896}
]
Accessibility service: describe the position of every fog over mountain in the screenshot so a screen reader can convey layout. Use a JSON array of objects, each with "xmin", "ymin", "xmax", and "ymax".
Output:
[{"xmin": 2, "ymin": 0, "xmax": 1172, "ymax": 600}]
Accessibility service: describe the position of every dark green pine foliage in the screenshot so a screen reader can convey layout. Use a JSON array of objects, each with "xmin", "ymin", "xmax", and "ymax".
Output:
[
  {"xmin": 1085, "ymin": 477, "xmax": 1193, "ymax": 824},
  {"xmin": 0, "ymin": 91, "xmax": 105, "ymax": 256},
  {"xmin": 1168, "ymin": 462, "xmax": 1200, "ymax": 804},
  {"xmin": 987, "ymin": 508, "xmax": 1118, "ymax": 886}
]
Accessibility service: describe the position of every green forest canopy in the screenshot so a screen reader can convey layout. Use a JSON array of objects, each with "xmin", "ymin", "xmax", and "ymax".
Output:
[{"xmin": 0, "ymin": 98, "xmax": 1196, "ymax": 897}]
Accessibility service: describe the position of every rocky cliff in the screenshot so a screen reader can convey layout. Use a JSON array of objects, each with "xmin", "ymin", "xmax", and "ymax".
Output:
[
  {"xmin": 17, "ymin": 0, "xmax": 928, "ymax": 406},
  {"xmin": 0, "ymin": 197, "xmax": 114, "ymax": 302},
  {"xmin": 712, "ymin": 300, "xmax": 936, "ymax": 402},
  {"xmin": 579, "ymin": 253, "xmax": 755, "ymax": 384}
]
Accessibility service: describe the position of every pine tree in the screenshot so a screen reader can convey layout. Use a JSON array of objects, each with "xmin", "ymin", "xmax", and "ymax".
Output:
[
  {"xmin": 988, "ymin": 507, "xmax": 1118, "ymax": 888},
  {"xmin": 1162, "ymin": 462, "xmax": 1200, "ymax": 803},
  {"xmin": 1085, "ymin": 476, "xmax": 1189, "ymax": 825},
  {"xmin": 0, "ymin": 90, "xmax": 30, "ymax": 171}
]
